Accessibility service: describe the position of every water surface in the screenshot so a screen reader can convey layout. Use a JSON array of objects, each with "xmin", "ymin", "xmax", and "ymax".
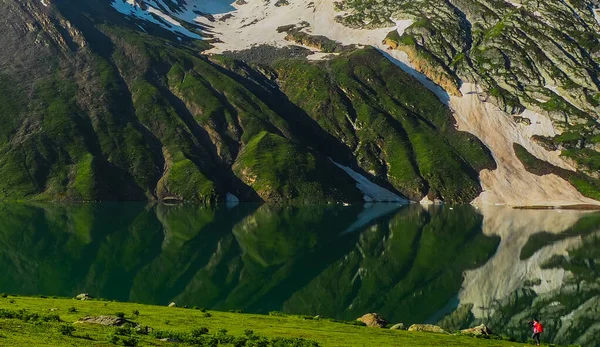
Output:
[{"xmin": 0, "ymin": 203, "xmax": 598, "ymax": 346}]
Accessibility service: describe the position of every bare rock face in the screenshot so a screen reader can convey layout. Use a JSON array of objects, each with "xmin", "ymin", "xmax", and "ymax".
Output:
[
  {"xmin": 357, "ymin": 313, "xmax": 388, "ymax": 328},
  {"xmin": 461, "ymin": 324, "xmax": 493, "ymax": 336},
  {"xmin": 407, "ymin": 324, "xmax": 447, "ymax": 334},
  {"xmin": 76, "ymin": 316, "xmax": 130, "ymax": 326}
]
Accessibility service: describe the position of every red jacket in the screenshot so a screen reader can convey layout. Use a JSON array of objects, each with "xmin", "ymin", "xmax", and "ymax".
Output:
[{"xmin": 534, "ymin": 322, "xmax": 544, "ymax": 333}]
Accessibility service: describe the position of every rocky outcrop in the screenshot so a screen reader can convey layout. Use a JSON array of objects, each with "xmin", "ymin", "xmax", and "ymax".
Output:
[
  {"xmin": 407, "ymin": 324, "xmax": 446, "ymax": 333},
  {"xmin": 357, "ymin": 313, "xmax": 388, "ymax": 328},
  {"xmin": 460, "ymin": 324, "xmax": 493, "ymax": 337},
  {"xmin": 76, "ymin": 316, "xmax": 133, "ymax": 327},
  {"xmin": 338, "ymin": 0, "xmax": 600, "ymax": 186}
]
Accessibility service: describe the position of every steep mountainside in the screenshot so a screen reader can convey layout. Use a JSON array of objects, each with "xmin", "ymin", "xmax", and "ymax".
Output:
[{"xmin": 0, "ymin": 0, "xmax": 598, "ymax": 205}]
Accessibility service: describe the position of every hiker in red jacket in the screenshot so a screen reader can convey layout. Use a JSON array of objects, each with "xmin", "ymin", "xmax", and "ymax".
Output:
[{"xmin": 532, "ymin": 319, "xmax": 543, "ymax": 346}]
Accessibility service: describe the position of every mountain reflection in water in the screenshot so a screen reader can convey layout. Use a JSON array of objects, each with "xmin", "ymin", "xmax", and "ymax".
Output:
[{"xmin": 0, "ymin": 203, "xmax": 598, "ymax": 346}]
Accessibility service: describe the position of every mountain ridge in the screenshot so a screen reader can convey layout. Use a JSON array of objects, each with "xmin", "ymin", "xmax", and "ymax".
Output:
[{"xmin": 0, "ymin": 0, "xmax": 598, "ymax": 206}]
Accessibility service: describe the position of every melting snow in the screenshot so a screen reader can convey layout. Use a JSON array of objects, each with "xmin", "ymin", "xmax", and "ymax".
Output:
[{"xmin": 331, "ymin": 160, "xmax": 407, "ymax": 203}]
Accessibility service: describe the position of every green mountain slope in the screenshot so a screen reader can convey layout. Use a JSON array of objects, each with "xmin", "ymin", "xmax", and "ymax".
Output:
[{"xmin": 0, "ymin": 0, "xmax": 494, "ymax": 203}]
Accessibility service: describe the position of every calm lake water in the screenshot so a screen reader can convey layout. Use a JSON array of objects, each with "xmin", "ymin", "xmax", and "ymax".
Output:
[{"xmin": 0, "ymin": 203, "xmax": 599, "ymax": 346}]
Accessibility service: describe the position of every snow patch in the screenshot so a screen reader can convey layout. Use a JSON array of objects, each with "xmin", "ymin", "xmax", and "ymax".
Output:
[
  {"xmin": 200, "ymin": 0, "xmax": 411, "ymax": 55},
  {"xmin": 111, "ymin": 0, "xmax": 203, "ymax": 39},
  {"xmin": 331, "ymin": 160, "xmax": 407, "ymax": 203},
  {"xmin": 450, "ymin": 83, "xmax": 597, "ymax": 207}
]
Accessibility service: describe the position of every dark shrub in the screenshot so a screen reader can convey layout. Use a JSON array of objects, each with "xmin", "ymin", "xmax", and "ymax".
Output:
[
  {"xmin": 115, "ymin": 312, "xmax": 125, "ymax": 319},
  {"xmin": 58, "ymin": 324, "xmax": 75, "ymax": 336},
  {"xmin": 68, "ymin": 307, "xmax": 78, "ymax": 313},
  {"xmin": 114, "ymin": 326, "xmax": 132, "ymax": 336},
  {"xmin": 244, "ymin": 329, "xmax": 254, "ymax": 336},
  {"xmin": 108, "ymin": 333, "xmax": 120, "ymax": 345},
  {"xmin": 121, "ymin": 336, "xmax": 138, "ymax": 347},
  {"xmin": 1, "ymin": 293, "xmax": 7, "ymax": 298},
  {"xmin": 191, "ymin": 327, "xmax": 209, "ymax": 337},
  {"xmin": 132, "ymin": 309, "xmax": 139, "ymax": 317}
]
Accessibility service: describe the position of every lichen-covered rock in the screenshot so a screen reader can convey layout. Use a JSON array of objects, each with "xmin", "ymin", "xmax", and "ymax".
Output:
[
  {"xmin": 461, "ymin": 324, "xmax": 493, "ymax": 336},
  {"xmin": 76, "ymin": 316, "xmax": 131, "ymax": 327},
  {"xmin": 408, "ymin": 324, "xmax": 447, "ymax": 333}
]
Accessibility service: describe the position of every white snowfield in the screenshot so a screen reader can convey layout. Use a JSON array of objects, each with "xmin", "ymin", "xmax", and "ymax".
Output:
[{"xmin": 112, "ymin": 0, "xmax": 600, "ymax": 207}]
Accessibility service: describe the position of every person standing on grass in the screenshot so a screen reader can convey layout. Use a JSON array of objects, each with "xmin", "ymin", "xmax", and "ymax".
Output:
[{"xmin": 532, "ymin": 318, "xmax": 543, "ymax": 346}]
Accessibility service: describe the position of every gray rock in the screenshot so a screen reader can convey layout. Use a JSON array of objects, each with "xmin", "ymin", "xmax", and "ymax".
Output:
[
  {"xmin": 407, "ymin": 324, "xmax": 447, "ymax": 333},
  {"xmin": 76, "ymin": 316, "xmax": 133, "ymax": 327},
  {"xmin": 168, "ymin": 302, "xmax": 177, "ymax": 308},
  {"xmin": 390, "ymin": 323, "xmax": 405, "ymax": 330},
  {"xmin": 75, "ymin": 293, "xmax": 93, "ymax": 301},
  {"xmin": 460, "ymin": 324, "xmax": 493, "ymax": 336}
]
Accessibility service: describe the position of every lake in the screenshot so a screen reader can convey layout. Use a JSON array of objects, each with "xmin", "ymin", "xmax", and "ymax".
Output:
[{"xmin": 0, "ymin": 203, "xmax": 598, "ymax": 346}]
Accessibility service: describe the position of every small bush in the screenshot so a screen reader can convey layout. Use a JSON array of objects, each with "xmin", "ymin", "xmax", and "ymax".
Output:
[
  {"xmin": 68, "ymin": 307, "xmax": 78, "ymax": 313},
  {"xmin": 115, "ymin": 312, "xmax": 125, "ymax": 319},
  {"xmin": 164, "ymin": 320, "xmax": 171, "ymax": 325},
  {"xmin": 191, "ymin": 327, "xmax": 209, "ymax": 337},
  {"xmin": 1, "ymin": 293, "xmax": 7, "ymax": 298},
  {"xmin": 108, "ymin": 333, "xmax": 120, "ymax": 344},
  {"xmin": 200, "ymin": 308, "xmax": 207, "ymax": 313},
  {"xmin": 244, "ymin": 329, "xmax": 254, "ymax": 336},
  {"xmin": 9, "ymin": 299, "xmax": 15, "ymax": 304},
  {"xmin": 0, "ymin": 308, "xmax": 60, "ymax": 323},
  {"xmin": 132, "ymin": 309, "xmax": 139, "ymax": 317},
  {"xmin": 58, "ymin": 324, "xmax": 75, "ymax": 336},
  {"xmin": 121, "ymin": 336, "xmax": 139, "ymax": 347},
  {"xmin": 114, "ymin": 326, "xmax": 133, "ymax": 336}
]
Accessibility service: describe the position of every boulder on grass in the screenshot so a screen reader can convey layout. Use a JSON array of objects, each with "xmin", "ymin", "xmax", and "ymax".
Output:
[
  {"xmin": 461, "ymin": 324, "xmax": 493, "ymax": 336},
  {"xmin": 357, "ymin": 313, "xmax": 388, "ymax": 328},
  {"xmin": 76, "ymin": 316, "xmax": 132, "ymax": 327},
  {"xmin": 168, "ymin": 302, "xmax": 177, "ymax": 308},
  {"xmin": 75, "ymin": 293, "xmax": 93, "ymax": 301},
  {"xmin": 407, "ymin": 324, "xmax": 446, "ymax": 333},
  {"xmin": 390, "ymin": 323, "xmax": 406, "ymax": 330}
]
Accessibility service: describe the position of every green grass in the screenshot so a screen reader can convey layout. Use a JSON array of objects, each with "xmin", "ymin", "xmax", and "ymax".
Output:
[
  {"xmin": 233, "ymin": 131, "xmax": 361, "ymax": 203},
  {"xmin": 514, "ymin": 143, "xmax": 600, "ymax": 201},
  {"xmin": 275, "ymin": 48, "xmax": 494, "ymax": 203},
  {"xmin": 0, "ymin": 296, "xmax": 548, "ymax": 347}
]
